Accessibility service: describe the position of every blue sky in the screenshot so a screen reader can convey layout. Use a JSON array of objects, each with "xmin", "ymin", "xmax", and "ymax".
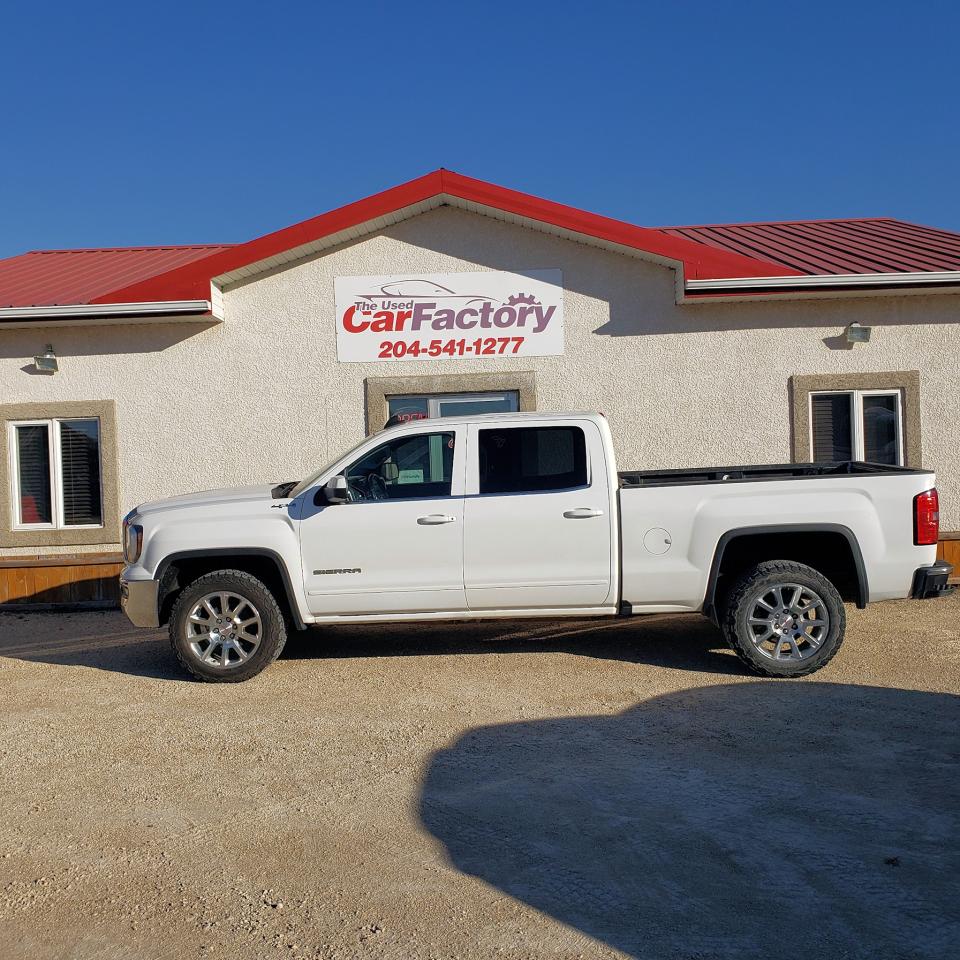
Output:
[{"xmin": 1, "ymin": 0, "xmax": 957, "ymax": 258}]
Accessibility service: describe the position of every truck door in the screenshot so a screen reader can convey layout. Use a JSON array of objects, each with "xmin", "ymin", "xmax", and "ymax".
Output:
[
  {"xmin": 463, "ymin": 420, "xmax": 615, "ymax": 611},
  {"xmin": 298, "ymin": 427, "xmax": 466, "ymax": 616}
]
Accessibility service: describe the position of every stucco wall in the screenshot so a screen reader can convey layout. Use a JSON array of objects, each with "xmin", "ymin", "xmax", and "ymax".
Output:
[{"xmin": 1, "ymin": 204, "xmax": 959, "ymax": 556}]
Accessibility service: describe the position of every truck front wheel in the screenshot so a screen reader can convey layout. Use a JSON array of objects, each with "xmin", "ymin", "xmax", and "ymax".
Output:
[
  {"xmin": 168, "ymin": 569, "xmax": 288, "ymax": 682},
  {"xmin": 721, "ymin": 560, "xmax": 846, "ymax": 677}
]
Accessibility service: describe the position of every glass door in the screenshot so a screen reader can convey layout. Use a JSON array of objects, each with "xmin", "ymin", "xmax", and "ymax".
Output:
[
  {"xmin": 430, "ymin": 392, "xmax": 519, "ymax": 418},
  {"xmin": 387, "ymin": 391, "xmax": 519, "ymax": 423}
]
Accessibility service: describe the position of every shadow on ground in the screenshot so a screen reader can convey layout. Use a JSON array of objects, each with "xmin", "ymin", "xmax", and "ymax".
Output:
[
  {"xmin": 420, "ymin": 683, "xmax": 960, "ymax": 960},
  {"xmin": 0, "ymin": 612, "xmax": 746, "ymax": 680},
  {"xmin": 0, "ymin": 614, "xmax": 176, "ymax": 680},
  {"xmin": 283, "ymin": 614, "xmax": 744, "ymax": 674}
]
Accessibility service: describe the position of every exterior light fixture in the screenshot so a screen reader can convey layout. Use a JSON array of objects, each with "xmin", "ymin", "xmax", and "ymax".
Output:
[
  {"xmin": 34, "ymin": 344, "xmax": 58, "ymax": 372},
  {"xmin": 845, "ymin": 322, "xmax": 871, "ymax": 344}
]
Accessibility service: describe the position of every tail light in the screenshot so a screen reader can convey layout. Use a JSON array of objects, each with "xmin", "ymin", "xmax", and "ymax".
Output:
[{"xmin": 914, "ymin": 488, "xmax": 939, "ymax": 546}]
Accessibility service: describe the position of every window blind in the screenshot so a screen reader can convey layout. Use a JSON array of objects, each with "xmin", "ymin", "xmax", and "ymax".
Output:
[
  {"xmin": 811, "ymin": 393, "xmax": 853, "ymax": 462},
  {"xmin": 15, "ymin": 425, "xmax": 53, "ymax": 524},
  {"xmin": 59, "ymin": 419, "xmax": 102, "ymax": 525}
]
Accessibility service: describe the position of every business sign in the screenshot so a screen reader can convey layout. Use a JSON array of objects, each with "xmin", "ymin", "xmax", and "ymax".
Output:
[{"xmin": 334, "ymin": 269, "xmax": 563, "ymax": 362}]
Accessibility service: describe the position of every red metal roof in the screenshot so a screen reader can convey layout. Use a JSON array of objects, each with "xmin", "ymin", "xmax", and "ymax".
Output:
[
  {"xmin": 0, "ymin": 244, "xmax": 234, "ymax": 308},
  {"xmin": 655, "ymin": 218, "xmax": 960, "ymax": 276},
  {"xmin": 93, "ymin": 171, "xmax": 796, "ymax": 307},
  {"xmin": 4, "ymin": 173, "xmax": 960, "ymax": 314}
]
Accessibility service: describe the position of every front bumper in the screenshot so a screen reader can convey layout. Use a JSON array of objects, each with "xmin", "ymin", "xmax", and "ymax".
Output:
[
  {"xmin": 120, "ymin": 577, "xmax": 160, "ymax": 628},
  {"xmin": 911, "ymin": 561, "xmax": 956, "ymax": 600}
]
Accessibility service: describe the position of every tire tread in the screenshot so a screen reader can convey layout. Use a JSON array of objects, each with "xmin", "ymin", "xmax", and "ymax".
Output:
[
  {"xmin": 168, "ymin": 569, "xmax": 288, "ymax": 682},
  {"xmin": 721, "ymin": 559, "xmax": 846, "ymax": 678}
]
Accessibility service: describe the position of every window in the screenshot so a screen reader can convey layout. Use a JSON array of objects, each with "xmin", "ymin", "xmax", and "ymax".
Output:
[
  {"xmin": 810, "ymin": 391, "xmax": 903, "ymax": 465},
  {"xmin": 791, "ymin": 372, "xmax": 920, "ymax": 469},
  {"xmin": 387, "ymin": 391, "xmax": 519, "ymax": 424},
  {"xmin": 8, "ymin": 418, "xmax": 103, "ymax": 528},
  {"xmin": 345, "ymin": 432, "xmax": 454, "ymax": 501},
  {"xmin": 478, "ymin": 426, "xmax": 587, "ymax": 494},
  {"xmin": 1, "ymin": 400, "xmax": 117, "ymax": 548}
]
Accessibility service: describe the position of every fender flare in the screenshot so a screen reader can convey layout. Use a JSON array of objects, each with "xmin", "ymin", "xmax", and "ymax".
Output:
[
  {"xmin": 702, "ymin": 523, "xmax": 869, "ymax": 623},
  {"xmin": 155, "ymin": 547, "xmax": 306, "ymax": 630}
]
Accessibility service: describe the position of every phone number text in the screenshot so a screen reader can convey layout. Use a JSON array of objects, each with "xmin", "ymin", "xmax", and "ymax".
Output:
[{"xmin": 378, "ymin": 337, "xmax": 525, "ymax": 358}]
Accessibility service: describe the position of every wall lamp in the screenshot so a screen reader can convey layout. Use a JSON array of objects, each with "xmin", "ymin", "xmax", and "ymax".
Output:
[
  {"xmin": 34, "ymin": 344, "xmax": 58, "ymax": 373},
  {"xmin": 845, "ymin": 322, "xmax": 871, "ymax": 344}
]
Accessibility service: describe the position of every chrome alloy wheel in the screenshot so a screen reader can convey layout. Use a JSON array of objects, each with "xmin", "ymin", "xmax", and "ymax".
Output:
[
  {"xmin": 746, "ymin": 583, "xmax": 830, "ymax": 662},
  {"xmin": 185, "ymin": 591, "xmax": 263, "ymax": 669}
]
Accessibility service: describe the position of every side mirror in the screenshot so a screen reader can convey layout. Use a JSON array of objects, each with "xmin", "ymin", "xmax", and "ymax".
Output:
[
  {"xmin": 380, "ymin": 461, "xmax": 399, "ymax": 482},
  {"xmin": 322, "ymin": 475, "xmax": 349, "ymax": 504}
]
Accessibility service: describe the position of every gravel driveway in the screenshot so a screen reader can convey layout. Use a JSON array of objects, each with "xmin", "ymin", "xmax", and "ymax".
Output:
[{"xmin": 1, "ymin": 596, "xmax": 958, "ymax": 959}]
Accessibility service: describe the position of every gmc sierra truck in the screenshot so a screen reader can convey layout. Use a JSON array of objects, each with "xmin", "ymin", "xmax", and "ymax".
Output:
[{"xmin": 120, "ymin": 412, "xmax": 953, "ymax": 682}]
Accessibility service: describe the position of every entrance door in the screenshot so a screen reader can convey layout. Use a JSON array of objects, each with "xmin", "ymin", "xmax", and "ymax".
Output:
[
  {"xmin": 387, "ymin": 391, "xmax": 519, "ymax": 424},
  {"xmin": 298, "ymin": 427, "xmax": 466, "ymax": 617},
  {"xmin": 431, "ymin": 392, "xmax": 518, "ymax": 418},
  {"xmin": 463, "ymin": 420, "xmax": 615, "ymax": 611}
]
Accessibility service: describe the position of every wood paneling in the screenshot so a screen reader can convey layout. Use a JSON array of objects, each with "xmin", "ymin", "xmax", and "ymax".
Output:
[
  {"xmin": 937, "ymin": 534, "xmax": 960, "ymax": 580},
  {"xmin": 0, "ymin": 554, "xmax": 123, "ymax": 607}
]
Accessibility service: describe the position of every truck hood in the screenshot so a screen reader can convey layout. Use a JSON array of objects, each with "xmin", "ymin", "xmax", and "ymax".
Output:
[{"xmin": 135, "ymin": 483, "xmax": 279, "ymax": 517}]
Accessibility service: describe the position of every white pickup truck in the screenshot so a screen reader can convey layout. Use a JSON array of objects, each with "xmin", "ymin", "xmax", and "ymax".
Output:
[{"xmin": 120, "ymin": 412, "xmax": 953, "ymax": 682}]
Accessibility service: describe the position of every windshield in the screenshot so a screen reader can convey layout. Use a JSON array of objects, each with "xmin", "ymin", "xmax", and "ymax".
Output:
[{"xmin": 288, "ymin": 434, "xmax": 372, "ymax": 499}]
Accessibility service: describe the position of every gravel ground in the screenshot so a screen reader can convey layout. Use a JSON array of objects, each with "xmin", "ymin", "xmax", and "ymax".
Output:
[{"xmin": 0, "ymin": 596, "xmax": 958, "ymax": 960}]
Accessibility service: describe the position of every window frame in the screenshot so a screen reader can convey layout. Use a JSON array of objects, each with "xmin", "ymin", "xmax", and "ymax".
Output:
[
  {"xmin": 807, "ymin": 388, "xmax": 904, "ymax": 465},
  {"xmin": 7, "ymin": 416, "xmax": 105, "ymax": 531},
  {"xmin": 790, "ymin": 371, "xmax": 921, "ymax": 469}
]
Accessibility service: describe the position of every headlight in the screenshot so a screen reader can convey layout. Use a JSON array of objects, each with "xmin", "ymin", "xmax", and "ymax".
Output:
[{"xmin": 123, "ymin": 517, "xmax": 143, "ymax": 564}]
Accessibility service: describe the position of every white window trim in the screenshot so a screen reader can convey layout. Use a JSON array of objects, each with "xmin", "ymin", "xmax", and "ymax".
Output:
[
  {"xmin": 808, "ymin": 389, "xmax": 904, "ymax": 464},
  {"xmin": 7, "ymin": 417, "xmax": 105, "ymax": 531}
]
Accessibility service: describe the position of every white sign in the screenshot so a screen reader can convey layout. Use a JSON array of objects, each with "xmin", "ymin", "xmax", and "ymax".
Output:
[{"xmin": 334, "ymin": 269, "xmax": 563, "ymax": 362}]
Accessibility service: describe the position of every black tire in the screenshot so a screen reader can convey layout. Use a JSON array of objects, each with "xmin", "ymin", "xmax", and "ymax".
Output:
[
  {"xmin": 721, "ymin": 560, "xmax": 846, "ymax": 678},
  {"xmin": 168, "ymin": 569, "xmax": 288, "ymax": 682}
]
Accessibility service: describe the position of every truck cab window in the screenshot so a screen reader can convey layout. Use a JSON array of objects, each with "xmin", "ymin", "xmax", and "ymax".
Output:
[
  {"xmin": 344, "ymin": 432, "xmax": 454, "ymax": 501},
  {"xmin": 478, "ymin": 426, "xmax": 587, "ymax": 494}
]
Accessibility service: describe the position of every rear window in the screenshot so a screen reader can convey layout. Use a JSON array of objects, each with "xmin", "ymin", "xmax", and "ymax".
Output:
[{"xmin": 478, "ymin": 426, "xmax": 587, "ymax": 494}]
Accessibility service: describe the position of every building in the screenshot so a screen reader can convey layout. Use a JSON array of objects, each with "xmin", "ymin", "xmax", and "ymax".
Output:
[{"xmin": 1, "ymin": 170, "xmax": 958, "ymax": 605}]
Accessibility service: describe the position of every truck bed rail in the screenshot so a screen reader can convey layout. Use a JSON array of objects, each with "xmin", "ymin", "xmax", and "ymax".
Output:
[{"xmin": 618, "ymin": 461, "xmax": 927, "ymax": 488}]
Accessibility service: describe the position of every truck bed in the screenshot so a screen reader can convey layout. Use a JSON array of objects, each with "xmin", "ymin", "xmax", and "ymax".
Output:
[{"xmin": 618, "ymin": 461, "xmax": 926, "ymax": 488}]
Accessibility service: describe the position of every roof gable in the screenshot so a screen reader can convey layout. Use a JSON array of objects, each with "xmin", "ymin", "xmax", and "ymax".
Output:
[{"xmin": 89, "ymin": 170, "xmax": 799, "ymax": 307}]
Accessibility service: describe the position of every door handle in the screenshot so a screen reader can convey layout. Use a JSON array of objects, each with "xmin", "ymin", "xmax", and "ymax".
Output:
[
  {"xmin": 417, "ymin": 514, "xmax": 457, "ymax": 525},
  {"xmin": 563, "ymin": 507, "xmax": 604, "ymax": 519}
]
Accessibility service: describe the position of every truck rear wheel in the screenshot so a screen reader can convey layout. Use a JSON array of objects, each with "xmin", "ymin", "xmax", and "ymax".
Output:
[
  {"xmin": 168, "ymin": 569, "xmax": 288, "ymax": 682},
  {"xmin": 721, "ymin": 560, "xmax": 845, "ymax": 677}
]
